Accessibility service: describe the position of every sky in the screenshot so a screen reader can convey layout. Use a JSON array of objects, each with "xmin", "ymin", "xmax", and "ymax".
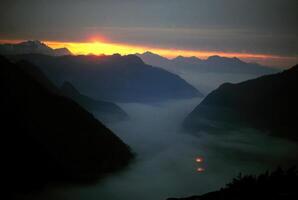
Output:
[{"xmin": 0, "ymin": 0, "xmax": 297, "ymax": 67}]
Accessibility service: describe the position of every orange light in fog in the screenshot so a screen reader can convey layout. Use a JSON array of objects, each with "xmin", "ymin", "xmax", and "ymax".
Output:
[
  {"xmin": 196, "ymin": 157, "xmax": 204, "ymax": 163},
  {"xmin": 197, "ymin": 167, "xmax": 205, "ymax": 172}
]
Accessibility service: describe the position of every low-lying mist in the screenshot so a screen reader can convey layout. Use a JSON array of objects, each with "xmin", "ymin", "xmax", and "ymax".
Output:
[
  {"xmin": 33, "ymin": 98, "xmax": 298, "ymax": 200},
  {"xmin": 178, "ymin": 72, "xmax": 261, "ymax": 94}
]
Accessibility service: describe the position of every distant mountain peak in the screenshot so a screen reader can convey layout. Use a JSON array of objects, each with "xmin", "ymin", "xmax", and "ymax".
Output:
[
  {"xmin": 112, "ymin": 53, "xmax": 121, "ymax": 57},
  {"xmin": 174, "ymin": 55, "xmax": 185, "ymax": 60},
  {"xmin": 231, "ymin": 56, "xmax": 245, "ymax": 63},
  {"xmin": 136, "ymin": 51, "xmax": 171, "ymax": 67},
  {"xmin": 18, "ymin": 40, "xmax": 51, "ymax": 49},
  {"xmin": 115, "ymin": 54, "xmax": 145, "ymax": 65},
  {"xmin": 20, "ymin": 40, "xmax": 44, "ymax": 45},
  {"xmin": 53, "ymin": 47, "xmax": 72, "ymax": 56},
  {"xmin": 0, "ymin": 40, "xmax": 72, "ymax": 56},
  {"xmin": 173, "ymin": 55, "xmax": 202, "ymax": 63},
  {"xmin": 139, "ymin": 51, "xmax": 167, "ymax": 59},
  {"xmin": 21, "ymin": 40, "xmax": 38, "ymax": 44},
  {"xmin": 207, "ymin": 55, "xmax": 222, "ymax": 61},
  {"xmin": 207, "ymin": 55, "xmax": 243, "ymax": 63},
  {"xmin": 143, "ymin": 51, "xmax": 157, "ymax": 56}
]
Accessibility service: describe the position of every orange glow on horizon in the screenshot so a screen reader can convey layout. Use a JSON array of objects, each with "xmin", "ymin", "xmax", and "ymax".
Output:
[
  {"xmin": 43, "ymin": 41, "xmax": 296, "ymax": 67},
  {"xmin": 0, "ymin": 39, "xmax": 296, "ymax": 67},
  {"xmin": 44, "ymin": 40, "xmax": 278, "ymax": 59}
]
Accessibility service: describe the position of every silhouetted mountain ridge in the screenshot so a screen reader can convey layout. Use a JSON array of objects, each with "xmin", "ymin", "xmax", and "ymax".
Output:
[
  {"xmin": 0, "ymin": 40, "xmax": 72, "ymax": 56},
  {"xmin": 9, "ymin": 53, "xmax": 202, "ymax": 102},
  {"xmin": 183, "ymin": 64, "xmax": 298, "ymax": 140},
  {"xmin": 137, "ymin": 51, "xmax": 278, "ymax": 74},
  {"xmin": 10, "ymin": 58, "xmax": 127, "ymax": 123},
  {"xmin": 172, "ymin": 55, "xmax": 202, "ymax": 64}
]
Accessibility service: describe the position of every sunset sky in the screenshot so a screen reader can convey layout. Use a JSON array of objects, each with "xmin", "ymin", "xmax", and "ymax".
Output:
[{"xmin": 1, "ymin": 0, "xmax": 297, "ymax": 67}]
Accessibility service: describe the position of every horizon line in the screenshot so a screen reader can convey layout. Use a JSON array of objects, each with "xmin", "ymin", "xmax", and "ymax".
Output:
[{"xmin": 1, "ymin": 39, "xmax": 297, "ymax": 68}]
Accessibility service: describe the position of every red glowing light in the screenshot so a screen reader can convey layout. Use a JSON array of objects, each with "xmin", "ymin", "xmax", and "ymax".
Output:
[
  {"xmin": 195, "ymin": 157, "xmax": 204, "ymax": 163},
  {"xmin": 197, "ymin": 167, "xmax": 205, "ymax": 172}
]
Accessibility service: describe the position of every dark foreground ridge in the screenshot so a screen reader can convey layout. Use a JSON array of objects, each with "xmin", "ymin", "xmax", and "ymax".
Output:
[
  {"xmin": 184, "ymin": 64, "xmax": 298, "ymax": 140},
  {"xmin": 0, "ymin": 56, "xmax": 133, "ymax": 195},
  {"xmin": 167, "ymin": 167, "xmax": 298, "ymax": 200}
]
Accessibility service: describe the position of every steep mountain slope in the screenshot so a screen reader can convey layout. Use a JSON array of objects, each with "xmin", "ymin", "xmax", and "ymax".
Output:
[
  {"xmin": 9, "ymin": 54, "xmax": 202, "ymax": 102},
  {"xmin": 183, "ymin": 64, "xmax": 298, "ymax": 140},
  {"xmin": 0, "ymin": 57, "xmax": 133, "ymax": 194},
  {"xmin": 61, "ymin": 81, "xmax": 128, "ymax": 122},
  {"xmin": 12, "ymin": 59, "xmax": 128, "ymax": 122},
  {"xmin": 16, "ymin": 59, "xmax": 61, "ymax": 94},
  {"xmin": 136, "ymin": 51, "xmax": 172, "ymax": 67}
]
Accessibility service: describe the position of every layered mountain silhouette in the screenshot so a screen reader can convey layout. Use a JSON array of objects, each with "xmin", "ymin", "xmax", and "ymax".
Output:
[
  {"xmin": 183, "ymin": 64, "xmax": 298, "ymax": 140},
  {"xmin": 0, "ymin": 40, "xmax": 72, "ymax": 56},
  {"xmin": 12, "ymin": 58, "xmax": 128, "ymax": 123},
  {"xmin": 136, "ymin": 52, "xmax": 279, "ymax": 94},
  {"xmin": 0, "ymin": 56, "xmax": 133, "ymax": 194},
  {"xmin": 61, "ymin": 81, "xmax": 128, "ymax": 123},
  {"xmin": 137, "ymin": 51, "xmax": 277, "ymax": 75},
  {"xmin": 9, "ymin": 53, "xmax": 202, "ymax": 102},
  {"xmin": 167, "ymin": 167, "xmax": 298, "ymax": 200}
]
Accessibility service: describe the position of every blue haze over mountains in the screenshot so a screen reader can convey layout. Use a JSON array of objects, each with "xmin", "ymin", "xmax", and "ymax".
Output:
[
  {"xmin": 3, "ymin": 41, "xmax": 202, "ymax": 102},
  {"xmin": 1, "ymin": 40, "xmax": 280, "ymax": 98},
  {"xmin": 137, "ymin": 51, "xmax": 280, "ymax": 94}
]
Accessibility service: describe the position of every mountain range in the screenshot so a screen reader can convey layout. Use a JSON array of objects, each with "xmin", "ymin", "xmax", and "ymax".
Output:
[
  {"xmin": 8, "ymin": 52, "xmax": 202, "ymax": 102},
  {"xmin": 0, "ymin": 40, "xmax": 72, "ymax": 56},
  {"xmin": 1, "ymin": 56, "xmax": 133, "ymax": 194},
  {"xmin": 183, "ymin": 64, "xmax": 298, "ymax": 140},
  {"xmin": 137, "ymin": 51, "xmax": 278, "ymax": 74},
  {"xmin": 136, "ymin": 52, "xmax": 279, "ymax": 94}
]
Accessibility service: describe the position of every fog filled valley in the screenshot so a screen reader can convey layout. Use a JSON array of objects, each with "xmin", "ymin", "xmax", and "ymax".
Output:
[{"xmin": 26, "ymin": 98, "xmax": 298, "ymax": 200}]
